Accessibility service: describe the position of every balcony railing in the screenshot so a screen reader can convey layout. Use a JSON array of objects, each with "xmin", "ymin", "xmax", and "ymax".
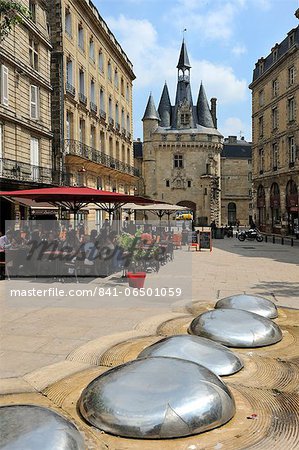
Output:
[
  {"xmin": 79, "ymin": 92, "xmax": 87, "ymax": 105},
  {"xmin": 108, "ymin": 117, "xmax": 114, "ymax": 127},
  {"xmin": 90, "ymin": 102, "xmax": 97, "ymax": 113},
  {"xmin": 100, "ymin": 109, "xmax": 106, "ymax": 120},
  {"xmin": 66, "ymin": 82, "xmax": 76, "ymax": 97},
  {"xmin": 0, "ymin": 158, "xmax": 53, "ymax": 184},
  {"xmin": 115, "ymin": 122, "xmax": 120, "ymax": 132},
  {"xmin": 64, "ymin": 139, "xmax": 140, "ymax": 177}
]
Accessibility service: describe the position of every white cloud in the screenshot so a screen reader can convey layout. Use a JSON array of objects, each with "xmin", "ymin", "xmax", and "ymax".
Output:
[
  {"xmin": 220, "ymin": 117, "xmax": 251, "ymax": 139},
  {"xmin": 232, "ymin": 44, "xmax": 247, "ymax": 56},
  {"xmin": 106, "ymin": 15, "xmax": 247, "ymax": 104}
]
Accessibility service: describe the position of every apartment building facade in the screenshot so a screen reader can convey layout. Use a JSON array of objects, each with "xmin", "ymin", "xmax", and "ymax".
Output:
[
  {"xmin": 49, "ymin": 0, "xmax": 138, "ymax": 203},
  {"xmin": 0, "ymin": 0, "xmax": 53, "ymax": 228},
  {"xmin": 249, "ymin": 21, "xmax": 299, "ymax": 235}
]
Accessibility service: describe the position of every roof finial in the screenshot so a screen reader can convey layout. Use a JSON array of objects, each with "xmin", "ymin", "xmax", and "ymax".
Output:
[{"xmin": 182, "ymin": 28, "xmax": 187, "ymax": 41}]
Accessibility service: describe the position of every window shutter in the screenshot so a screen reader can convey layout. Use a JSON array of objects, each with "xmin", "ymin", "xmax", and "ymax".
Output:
[
  {"xmin": 1, "ymin": 65, "xmax": 9, "ymax": 106},
  {"xmin": 30, "ymin": 85, "xmax": 39, "ymax": 119}
]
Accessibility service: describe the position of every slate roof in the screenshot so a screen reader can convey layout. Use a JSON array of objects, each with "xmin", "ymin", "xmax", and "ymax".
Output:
[
  {"xmin": 197, "ymin": 83, "xmax": 215, "ymax": 128},
  {"xmin": 177, "ymin": 40, "xmax": 191, "ymax": 69},
  {"xmin": 222, "ymin": 141, "xmax": 252, "ymax": 158},
  {"xmin": 142, "ymin": 94, "xmax": 160, "ymax": 121},
  {"xmin": 133, "ymin": 141, "xmax": 143, "ymax": 158},
  {"xmin": 158, "ymin": 83, "xmax": 172, "ymax": 127},
  {"xmin": 252, "ymin": 26, "xmax": 299, "ymax": 83}
]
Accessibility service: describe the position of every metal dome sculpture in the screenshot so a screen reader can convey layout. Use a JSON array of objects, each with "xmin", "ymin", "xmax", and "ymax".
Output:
[
  {"xmin": 137, "ymin": 335, "xmax": 243, "ymax": 376},
  {"xmin": 79, "ymin": 357, "xmax": 236, "ymax": 439},
  {"xmin": 189, "ymin": 309, "xmax": 282, "ymax": 347},
  {"xmin": 0, "ymin": 405, "xmax": 85, "ymax": 449},
  {"xmin": 215, "ymin": 294, "xmax": 278, "ymax": 319}
]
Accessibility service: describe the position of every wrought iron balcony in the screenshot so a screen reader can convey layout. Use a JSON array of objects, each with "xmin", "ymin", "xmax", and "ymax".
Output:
[
  {"xmin": 90, "ymin": 102, "xmax": 98, "ymax": 113},
  {"xmin": 127, "ymin": 131, "xmax": 132, "ymax": 140},
  {"xmin": 108, "ymin": 117, "xmax": 114, "ymax": 127},
  {"xmin": 0, "ymin": 157, "xmax": 53, "ymax": 184},
  {"xmin": 115, "ymin": 122, "xmax": 120, "ymax": 132},
  {"xmin": 64, "ymin": 139, "xmax": 139, "ymax": 177},
  {"xmin": 79, "ymin": 92, "xmax": 87, "ymax": 105},
  {"xmin": 100, "ymin": 109, "xmax": 106, "ymax": 120},
  {"xmin": 66, "ymin": 82, "xmax": 76, "ymax": 97}
]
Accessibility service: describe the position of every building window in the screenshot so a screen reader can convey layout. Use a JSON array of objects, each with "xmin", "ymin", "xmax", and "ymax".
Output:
[
  {"xmin": 272, "ymin": 143, "xmax": 278, "ymax": 169},
  {"xmin": 108, "ymin": 61, "xmax": 112, "ymax": 81},
  {"xmin": 0, "ymin": 65, "xmax": 9, "ymax": 106},
  {"xmin": 288, "ymin": 97, "xmax": 295, "ymax": 122},
  {"xmin": 98, "ymin": 51, "xmax": 104, "ymax": 73},
  {"xmin": 272, "ymin": 79, "xmax": 278, "ymax": 97},
  {"xmin": 66, "ymin": 111, "xmax": 73, "ymax": 141},
  {"xmin": 30, "ymin": 137, "xmax": 39, "ymax": 180},
  {"xmin": 29, "ymin": 38, "xmax": 38, "ymax": 70},
  {"xmin": 181, "ymin": 113, "xmax": 190, "ymax": 126},
  {"xmin": 89, "ymin": 38, "xmax": 95, "ymax": 61},
  {"xmin": 259, "ymin": 61, "xmax": 264, "ymax": 75},
  {"xmin": 272, "ymin": 107, "xmax": 278, "ymax": 130},
  {"xmin": 65, "ymin": 8, "xmax": 72, "ymax": 36},
  {"xmin": 289, "ymin": 32, "xmax": 295, "ymax": 47},
  {"xmin": 258, "ymin": 90, "xmax": 264, "ymax": 106},
  {"xmin": 79, "ymin": 69, "xmax": 84, "ymax": 94},
  {"xmin": 108, "ymin": 97, "xmax": 112, "ymax": 118},
  {"xmin": 249, "ymin": 189, "xmax": 252, "ymax": 197},
  {"xmin": 126, "ymin": 114, "xmax": 130, "ymax": 132},
  {"xmin": 115, "ymin": 103, "xmax": 119, "ymax": 125},
  {"xmin": 66, "ymin": 59, "xmax": 73, "ymax": 85},
  {"xmin": 258, "ymin": 116, "xmax": 264, "ymax": 137},
  {"xmin": 259, "ymin": 148, "xmax": 264, "ymax": 173},
  {"xmin": 166, "ymin": 180, "xmax": 170, "ymax": 187},
  {"xmin": 78, "ymin": 24, "xmax": 84, "ymax": 51},
  {"xmin": 126, "ymin": 83, "xmax": 129, "ymax": 101},
  {"xmin": 30, "ymin": 85, "xmax": 39, "ymax": 119},
  {"xmin": 99, "ymin": 88, "xmax": 105, "ymax": 112},
  {"xmin": 272, "ymin": 48, "xmax": 278, "ymax": 62},
  {"xmin": 174, "ymin": 154, "xmax": 183, "ymax": 168},
  {"xmin": 121, "ymin": 78, "xmax": 124, "ymax": 96},
  {"xmin": 29, "ymin": 1, "xmax": 36, "ymax": 22},
  {"xmin": 288, "ymin": 136, "xmax": 296, "ymax": 165},
  {"xmin": 288, "ymin": 66, "xmax": 295, "ymax": 86},
  {"xmin": 187, "ymin": 180, "xmax": 191, "ymax": 188},
  {"xmin": 248, "ymin": 171, "xmax": 252, "ymax": 182},
  {"xmin": 90, "ymin": 125, "xmax": 96, "ymax": 148},
  {"xmin": 114, "ymin": 70, "xmax": 119, "ymax": 89},
  {"xmin": 90, "ymin": 79, "xmax": 95, "ymax": 104},
  {"xmin": 79, "ymin": 119, "xmax": 85, "ymax": 144},
  {"xmin": 121, "ymin": 108, "xmax": 125, "ymax": 129}
]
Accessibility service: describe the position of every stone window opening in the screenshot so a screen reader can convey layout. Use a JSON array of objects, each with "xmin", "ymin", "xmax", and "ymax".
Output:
[
  {"xmin": 166, "ymin": 179, "xmax": 170, "ymax": 187},
  {"xmin": 288, "ymin": 97, "xmax": 295, "ymax": 122},
  {"xmin": 174, "ymin": 154, "xmax": 183, "ymax": 168},
  {"xmin": 65, "ymin": 7, "xmax": 72, "ymax": 36},
  {"xmin": 29, "ymin": 37, "xmax": 38, "ymax": 71},
  {"xmin": 288, "ymin": 66, "xmax": 295, "ymax": 86},
  {"xmin": 288, "ymin": 136, "xmax": 296, "ymax": 165},
  {"xmin": 78, "ymin": 24, "xmax": 84, "ymax": 51},
  {"xmin": 272, "ymin": 79, "xmax": 278, "ymax": 98},
  {"xmin": 272, "ymin": 143, "xmax": 279, "ymax": 170}
]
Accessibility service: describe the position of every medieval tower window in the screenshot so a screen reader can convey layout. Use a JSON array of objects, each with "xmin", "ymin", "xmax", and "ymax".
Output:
[{"xmin": 174, "ymin": 154, "xmax": 183, "ymax": 168}]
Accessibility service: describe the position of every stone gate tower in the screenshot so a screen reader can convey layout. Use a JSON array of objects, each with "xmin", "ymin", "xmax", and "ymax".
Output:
[{"xmin": 142, "ymin": 40, "xmax": 223, "ymax": 225}]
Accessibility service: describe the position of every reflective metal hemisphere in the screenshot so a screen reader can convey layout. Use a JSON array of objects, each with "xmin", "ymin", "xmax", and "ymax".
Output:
[
  {"xmin": 215, "ymin": 294, "xmax": 278, "ymax": 319},
  {"xmin": 0, "ymin": 404, "xmax": 85, "ymax": 450},
  {"xmin": 189, "ymin": 309, "xmax": 282, "ymax": 347},
  {"xmin": 79, "ymin": 357, "xmax": 236, "ymax": 439},
  {"xmin": 137, "ymin": 335, "xmax": 243, "ymax": 376}
]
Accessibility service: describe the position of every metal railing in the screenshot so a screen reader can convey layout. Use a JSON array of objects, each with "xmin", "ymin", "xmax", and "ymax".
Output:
[
  {"xmin": 0, "ymin": 157, "xmax": 53, "ymax": 184},
  {"xmin": 65, "ymin": 82, "xmax": 76, "ymax": 96},
  {"xmin": 79, "ymin": 92, "xmax": 87, "ymax": 105},
  {"xmin": 90, "ymin": 102, "xmax": 98, "ymax": 113},
  {"xmin": 64, "ymin": 139, "xmax": 139, "ymax": 177}
]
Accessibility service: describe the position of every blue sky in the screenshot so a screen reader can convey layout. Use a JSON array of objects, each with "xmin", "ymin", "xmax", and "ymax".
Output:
[{"xmin": 94, "ymin": 0, "xmax": 299, "ymax": 141}]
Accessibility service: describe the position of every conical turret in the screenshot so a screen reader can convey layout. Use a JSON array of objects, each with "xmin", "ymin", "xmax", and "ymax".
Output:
[
  {"xmin": 197, "ymin": 83, "xmax": 215, "ymax": 128},
  {"xmin": 142, "ymin": 93, "xmax": 160, "ymax": 121},
  {"xmin": 177, "ymin": 40, "xmax": 191, "ymax": 70},
  {"xmin": 158, "ymin": 83, "xmax": 172, "ymax": 127}
]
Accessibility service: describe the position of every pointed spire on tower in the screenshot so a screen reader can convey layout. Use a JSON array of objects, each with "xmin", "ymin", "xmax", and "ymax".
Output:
[
  {"xmin": 158, "ymin": 82, "xmax": 172, "ymax": 127},
  {"xmin": 142, "ymin": 93, "xmax": 160, "ymax": 121},
  {"xmin": 177, "ymin": 39, "xmax": 191, "ymax": 69},
  {"xmin": 197, "ymin": 83, "xmax": 215, "ymax": 128}
]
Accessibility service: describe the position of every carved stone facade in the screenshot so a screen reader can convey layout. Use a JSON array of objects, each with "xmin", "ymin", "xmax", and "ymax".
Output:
[
  {"xmin": 249, "ymin": 21, "xmax": 299, "ymax": 235},
  {"xmin": 141, "ymin": 42, "xmax": 223, "ymax": 226}
]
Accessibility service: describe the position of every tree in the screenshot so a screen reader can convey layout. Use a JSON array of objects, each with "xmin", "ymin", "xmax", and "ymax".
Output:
[{"xmin": 0, "ymin": 1, "xmax": 30, "ymax": 42}]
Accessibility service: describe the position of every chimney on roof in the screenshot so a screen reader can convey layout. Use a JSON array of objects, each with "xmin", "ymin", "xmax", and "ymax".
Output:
[
  {"xmin": 228, "ymin": 136, "xmax": 237, "ymax": 143},
  {"xmin": 210, "ymin": 98, "xmax": 217, "ymax": 129},
  {"xmin": 295, "ymin": 8, "xmax": 299, "ymax": 19},
  {"xmin": 241, "ymin": 136, "xmax": 245, "ymax": 140}
]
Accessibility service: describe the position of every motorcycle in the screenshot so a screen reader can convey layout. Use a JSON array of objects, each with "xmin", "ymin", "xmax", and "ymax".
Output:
[{"xmin": 237, "ymin": 229, "xmax": 263, "ymax": 242}]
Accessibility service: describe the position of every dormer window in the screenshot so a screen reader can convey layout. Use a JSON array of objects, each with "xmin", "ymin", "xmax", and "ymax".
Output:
[
  {"xmin": 289, "ymin": 32, "xmax": 295, "ymax": 48},
  {"xmin": 273, "ymin": 49, "xmax": 278, "ymax": 62},
  {"xmin": 181, "ymin": 112, "xmax": 190, "ymax": 125}
]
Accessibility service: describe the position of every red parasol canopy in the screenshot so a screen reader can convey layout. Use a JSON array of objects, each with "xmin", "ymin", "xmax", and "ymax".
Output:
[{"xmin": 0, "ymin": 186, "xmax": 157, "ymax": 213}]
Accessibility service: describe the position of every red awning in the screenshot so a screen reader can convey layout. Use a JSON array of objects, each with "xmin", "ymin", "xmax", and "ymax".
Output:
[{"xmin": 0, "ymin": 186, "xmax": 158, "ymax": 212}]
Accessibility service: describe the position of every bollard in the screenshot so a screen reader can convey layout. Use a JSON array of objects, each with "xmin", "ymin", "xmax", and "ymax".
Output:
[
  {"xmin": 291, "ymin": 238, "xmax": 294, "ymax": 247},
  {"xmin": 272, "ymin": 235, "xmax": 275, "ymax": 244},
  {"xmin": 265, "ymin": 235, "xmax": 268, "ymax": 243},
  {"xmin": 281, "ymin": 237, "xmax": 284, "ymax": 245}
]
